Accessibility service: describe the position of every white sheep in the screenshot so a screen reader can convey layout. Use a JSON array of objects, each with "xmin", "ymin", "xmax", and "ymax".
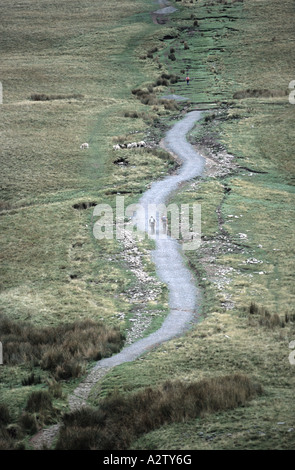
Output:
[
  {"xmin": 138, "ymin": 141, "xmax": 146, "ymax": 147},
  {"xmin": 80, "ymin": 143, "xmax": 89, "ymax": 149},
  {"xmin": 113, "ymin": 144, "xmax": 121, "ymax": 151}
]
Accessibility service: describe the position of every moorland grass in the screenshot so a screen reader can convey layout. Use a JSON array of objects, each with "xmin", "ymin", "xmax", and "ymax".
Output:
[
  {"xmin": 55, "ymin": 373, "xmax": 262, "ymax": 450},
  {"xmin": 0, "ymin": 313, "xmax": 125, "ymax": 379},
  {"xmin": 87, "ymin": 0, "xmax": 295, "ymax": 450},
  {"xmin": 0, "ymin": 0, "xmax": 185, "ymax": 446},
  {"xmin": 1, "ymin": 0, "xmax": 295, "ymax": 451}
]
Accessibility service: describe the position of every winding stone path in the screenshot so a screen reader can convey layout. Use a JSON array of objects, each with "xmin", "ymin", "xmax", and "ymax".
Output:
[
  {"xmin": 30, "ymin": 111, "xmax": 205, "ymax": 449},
  {"xmin": 70, "ymin": 111, "xmax": 205, "ymax": 401}
]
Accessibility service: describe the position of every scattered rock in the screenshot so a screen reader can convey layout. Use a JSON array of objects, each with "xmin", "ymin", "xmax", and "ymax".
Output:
[{"xmin": 119, "ymin": 229, "xmax": 166, "ymax": 345}]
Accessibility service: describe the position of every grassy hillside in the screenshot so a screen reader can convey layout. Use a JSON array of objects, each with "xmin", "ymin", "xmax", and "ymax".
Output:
[
  {"xmin": 0, "ymin": 0, "xmax": 178, "ymax": 446},
  {"xmin": 0, "ymin": 0, "xmax": 294, "ymax": 450},
  {"xmin": 88, "ymin": 0, "xmax": 295, "ymax": 450}
]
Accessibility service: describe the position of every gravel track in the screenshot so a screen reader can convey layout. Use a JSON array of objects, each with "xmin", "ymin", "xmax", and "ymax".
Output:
[
  {"xmin": 30, "ymin": 110, "xmax": 205, "ymax": 449},
  {"xmin": 71, "ymin": 111, "xmax": 205, "ymax": 397}
]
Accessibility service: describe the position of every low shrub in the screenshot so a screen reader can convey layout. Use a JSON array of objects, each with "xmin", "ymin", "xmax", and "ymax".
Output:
[{"xmin": 54, "ymin": 360, "xmax": 83, "ymax": 381}]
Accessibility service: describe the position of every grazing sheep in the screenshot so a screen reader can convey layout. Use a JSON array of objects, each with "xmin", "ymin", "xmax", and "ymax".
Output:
[
  {"xmin": 80, "ymin": 143, "xmax": 89, "ymax": 149},
  {"xmin": 114, "ymin": 141, "xmax": 147, "ymax": 150}
]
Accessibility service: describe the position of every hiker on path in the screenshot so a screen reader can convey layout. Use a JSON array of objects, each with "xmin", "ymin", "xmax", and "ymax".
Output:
[
  {"xmin": 149, "ymin": 216, "xmax": 155, "ymax": 235},
  {"xmin": 161, "ymin": 214, "xmax": 167, "ymax": 234}
]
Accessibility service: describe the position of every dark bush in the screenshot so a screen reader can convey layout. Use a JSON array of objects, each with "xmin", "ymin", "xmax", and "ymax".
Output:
[{"xmin": 285, "ymin": 313, "xmax": 295, "ymax": 323}]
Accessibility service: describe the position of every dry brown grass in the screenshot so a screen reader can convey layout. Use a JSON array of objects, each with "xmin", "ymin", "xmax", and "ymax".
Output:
[
  {"xmin": 55, "ymin": 373, "xmax": 262, "ymax": 450},
  {"xmin": 0, "ymin": 314, "xmax": 125, "ymax": 380}
]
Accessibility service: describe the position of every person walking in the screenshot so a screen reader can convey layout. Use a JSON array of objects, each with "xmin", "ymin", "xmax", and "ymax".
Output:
[
  {"xmin": 149, "ymin": 216, "xmax": 155, "ymax": 235},
  {"xmin": 186, "ymin": 75, "xmax": 190, "ymax": 85},
  {"xmin": 161, "ymin": 214, "xmax": 167, "ymax": 234}
]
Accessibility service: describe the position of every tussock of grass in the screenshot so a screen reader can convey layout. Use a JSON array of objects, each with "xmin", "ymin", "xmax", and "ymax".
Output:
[
  {"xmin": 25, "ymin": 390, "xmax": 54, "ymax": 414},
  {"xmin": 0, "ymin": 390, "xmax": 59, "ymax": 448},
  {"xmin": 0, "ymin": 314, "xmax": 125, "ymax": 380},
  {"xmin": 55, "ymin": 373, "xmax": 262, "ymax": 450},
  {"xmin": 30, "ymin": 93, "xmax": 84, "ymax": 101},
  {"xmin": 246, "ymin": 302, "xmax": 294, "ymax": 329},
  {"xmin": 0, "ymin": 433, "xmax": 16, "ymax": 450},
  {"xmin": 21, "ymin": 372, "xmax": 42, "ymax": 387}
]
